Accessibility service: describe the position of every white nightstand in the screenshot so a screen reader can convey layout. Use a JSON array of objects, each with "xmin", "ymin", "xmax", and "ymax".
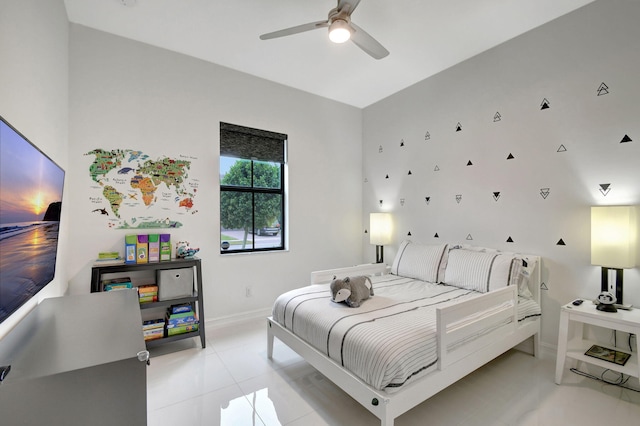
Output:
[{"xmin": 555, "ymin": 300, "xmax": 640, "ymax": 384}]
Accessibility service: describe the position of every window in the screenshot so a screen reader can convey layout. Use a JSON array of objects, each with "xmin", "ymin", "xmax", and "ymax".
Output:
[{"xmin": 219, "ymin": 123, "xmax": 286, "ymax": 253}]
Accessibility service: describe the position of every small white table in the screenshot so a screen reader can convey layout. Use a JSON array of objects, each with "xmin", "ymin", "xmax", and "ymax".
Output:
[{"xmin": 555, "ymin": 300, "xmax": 640, "ymax": 384}]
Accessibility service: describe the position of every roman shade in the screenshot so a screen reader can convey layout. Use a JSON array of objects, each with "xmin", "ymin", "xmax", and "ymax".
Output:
[{"xmin": 220, "ymin": 122, "xmax": 286, "ymax": 164}]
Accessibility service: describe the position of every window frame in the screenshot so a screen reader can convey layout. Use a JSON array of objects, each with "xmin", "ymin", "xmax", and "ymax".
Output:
[{"xmin": 219, "ymin": 123, "xmax": 286, "ymax": 254}]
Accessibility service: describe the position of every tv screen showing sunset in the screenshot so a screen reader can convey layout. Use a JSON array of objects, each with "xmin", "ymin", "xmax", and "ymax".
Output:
[{"xmin": 0, "ymin": 117, "xmax": 65, "ymax": 324}]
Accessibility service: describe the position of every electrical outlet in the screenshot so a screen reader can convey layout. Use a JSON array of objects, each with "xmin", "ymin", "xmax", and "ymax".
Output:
[{"xmin": 245, "ymin": 287, "xmax": 253, "ymax": 297}]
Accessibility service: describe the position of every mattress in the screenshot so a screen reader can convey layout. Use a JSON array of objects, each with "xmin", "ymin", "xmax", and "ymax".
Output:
[{"xmin": 272, "ymin": 274, "xmax": 540, "ymax": 391}]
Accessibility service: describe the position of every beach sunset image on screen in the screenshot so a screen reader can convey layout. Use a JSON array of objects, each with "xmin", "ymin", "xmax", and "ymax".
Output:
[{"xmin": 0, "ymin": 117, "xmax": 65, "ymax": 324}]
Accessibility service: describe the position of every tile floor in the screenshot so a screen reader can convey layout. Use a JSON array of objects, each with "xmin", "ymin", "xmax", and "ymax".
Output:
[{"xmin": 147, "ymin": 318, "xmax": 640, "ymax": 425}]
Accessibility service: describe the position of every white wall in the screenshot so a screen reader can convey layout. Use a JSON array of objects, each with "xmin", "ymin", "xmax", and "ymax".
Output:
[
  {"xmin": 67, "ymin": 25, "xmax": 363, "ymax": 323},
  {"xmin": 362, "ymin": 0, "xmax": 640, "ymax": 351},
  {"xmin": 0, "ymin": 0, "xmax": 69, "ymax": 338}
]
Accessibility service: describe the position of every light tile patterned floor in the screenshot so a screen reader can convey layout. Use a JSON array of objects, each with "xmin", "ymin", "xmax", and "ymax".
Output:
[{"xmin": 147, "ymin": 318, "xmax": 640, "ymax": 425}]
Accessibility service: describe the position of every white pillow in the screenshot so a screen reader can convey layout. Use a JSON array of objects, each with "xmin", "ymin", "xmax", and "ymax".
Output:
[
  {"xmin": 443, "ymin": 249, "xmax": 516, "ymax": 293},
  {"xmin": 391, "ymin": 241, "xmax": 449, "ymax": 283}
]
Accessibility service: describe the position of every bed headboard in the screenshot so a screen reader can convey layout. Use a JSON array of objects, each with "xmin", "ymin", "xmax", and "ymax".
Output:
[{"xmin": 528, "ymin": 255, "xmax": 542, "ymax": 305}]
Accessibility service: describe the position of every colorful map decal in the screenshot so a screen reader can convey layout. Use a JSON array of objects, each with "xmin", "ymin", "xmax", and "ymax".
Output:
[{"xmin": 85, "ymin": 149, "xmax": 199, "ymax": 229}]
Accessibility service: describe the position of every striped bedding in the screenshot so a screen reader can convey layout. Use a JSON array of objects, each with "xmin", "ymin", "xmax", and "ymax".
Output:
[{"xmin": 272, "ymin": 274, "xmax": 540, "ymax": 391}]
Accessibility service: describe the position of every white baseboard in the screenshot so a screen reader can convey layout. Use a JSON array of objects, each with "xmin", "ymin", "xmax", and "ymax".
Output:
[
  {"xmin": 204, "ymin": 307, "xmax": 272, "ymax": 330},
  {"xmin": 539, "ymin": 341, "xmax": 557, "ymax": 360}
]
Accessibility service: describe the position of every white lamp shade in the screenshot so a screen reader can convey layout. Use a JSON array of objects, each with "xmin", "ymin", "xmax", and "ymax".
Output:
[
  {"xmin": 591, "ymin": 206, "xmax": 638, "ymax": 269},
  {"xmin": 370, "ymin": 213, "xmax": 392, "ymax": 246}
]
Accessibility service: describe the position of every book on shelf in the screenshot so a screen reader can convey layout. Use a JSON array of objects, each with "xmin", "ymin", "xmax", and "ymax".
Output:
[
  {"xmin": 584, "ymin": 344, "xmax": 631, "ymax": 366},
  {"xmin": 166, "ymin": 317, "xmax": 197, "ymax": 327},
  {"xmin": 139, "ymin": 295, "xmax": 158, "ymax": 304},
  {"xmin": 102, "ymin": 277, "xmax": 132, "ymax": 291},
  {"xmin": 167, "ymin": 323, "xmax": 199, "ymax": 336},
  {"xmin": 166, "ymin": 308, "xmax": 197, "ymax": 326},
  {"xmin": 98, "ymin": 251, "xmax": 120, "ymax": 259},
  {"xmin": 169, "ymin": 304, "xmax": 192, "ymax": 315},
  {"xmin": 137, "ymin": 284, "xmax": 159, "ymax": 304},
  {"xmin": 143, "ymin": 318, "xmax": 164, "ymax": 327},
  {"xmin": 144, "ymin": 329, "xmax": 164, "ymax": 341},
  {"xmin": 137, "ymin": 284, "xmax": 158, "ymax": 294},
  {"xmin": 94, "ymin": 257, "xmax": 125, "ymax": 266}
]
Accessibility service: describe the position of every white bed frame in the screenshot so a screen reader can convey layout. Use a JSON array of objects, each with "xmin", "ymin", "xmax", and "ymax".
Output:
[{"xmin": 267, "ymin": 259, "xmax": 541, "ymax": 426}]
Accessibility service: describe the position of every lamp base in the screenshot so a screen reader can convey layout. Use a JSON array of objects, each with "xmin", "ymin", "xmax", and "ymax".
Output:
[
  {"xmin": 596, "ymin": 303, "xmax": 617, "ymax": 313},
  {"xmin": 601, "ymin": 267, "xmax": 624, "ymax": 305},
  {"xmin": 375, "ymin": 245, "xmax": 384, "ymax": 264}
]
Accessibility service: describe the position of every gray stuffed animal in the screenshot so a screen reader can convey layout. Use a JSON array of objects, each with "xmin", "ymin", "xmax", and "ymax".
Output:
[{"xmin": 330, "ymin": 275, "xmax": 374, "ymax": 308}]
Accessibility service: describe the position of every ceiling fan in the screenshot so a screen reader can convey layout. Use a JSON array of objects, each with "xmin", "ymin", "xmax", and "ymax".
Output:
[{"xmin": 259, "ymin": 0, "xmax": 389, "ymax": 60}]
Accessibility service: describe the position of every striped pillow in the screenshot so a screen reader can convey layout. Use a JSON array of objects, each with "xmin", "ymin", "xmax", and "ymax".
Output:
[
  {"xmin": 443, "ymin": 249, "xmax": 516, "ymax": 293},
  {"xmin": 391, "ymin": 241, "xmax": 449, "ymax": 283}
]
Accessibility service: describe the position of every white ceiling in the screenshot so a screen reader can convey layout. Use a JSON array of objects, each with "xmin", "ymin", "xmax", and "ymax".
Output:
[{"xmin": 63, "ymin": 0, "xmax": 595, "ymax": 108}]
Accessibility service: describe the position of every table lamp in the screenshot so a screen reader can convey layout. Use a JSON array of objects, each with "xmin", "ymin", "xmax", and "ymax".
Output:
[
  {"xmin": 370, "ymin": 213, "xmax": 392, "ymax": 264},
  {"xmin": 591, "ymin": 206, "xmax": 638, "ymax": 312}
]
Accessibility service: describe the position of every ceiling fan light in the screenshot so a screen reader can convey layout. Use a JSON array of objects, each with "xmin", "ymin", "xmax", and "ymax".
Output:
[{"xmin": 329, "ymin": 19, "xmax": 351, "ymax": 43}]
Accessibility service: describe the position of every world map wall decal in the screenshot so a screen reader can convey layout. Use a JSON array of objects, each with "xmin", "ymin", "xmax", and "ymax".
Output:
[{"xmin": 85, "ymin": 148, "xmax": 199, "ymax": 229}]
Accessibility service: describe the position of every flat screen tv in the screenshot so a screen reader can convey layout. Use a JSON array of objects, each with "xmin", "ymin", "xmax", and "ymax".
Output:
[{"xmin": 0, "ymin": 115, "xmax": 65, "ymax": 325}]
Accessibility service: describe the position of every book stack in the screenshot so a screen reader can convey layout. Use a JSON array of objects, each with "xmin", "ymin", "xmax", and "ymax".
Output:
[
  {"xmin": 94, "ymin": 251, "xmax": 124, "ymax": 266},
  {"xmin": 102, "ymin": 277, "xmax": 132, "ymax": 291},
  {"xmin": 166, "ymin": 304, "xmax": 198, "ymax": 336},
  {"xmin": 142, "ymin": 319, "xmax": 165, "ymax": 341},
  {"xmin": 137, "ymin": 284, "xmax": 158, "ymax": 304}
]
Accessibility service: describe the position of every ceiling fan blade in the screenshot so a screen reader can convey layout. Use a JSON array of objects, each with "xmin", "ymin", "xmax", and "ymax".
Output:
[
  {"xmin": 260, "ymin": 20, "xmax": 329, "ymax": 40},
  {"xmin": 337, "ymin": 0, "xmax": 362, "ymax": 15},
  {"xmin": 350, "ymin": 22, "xmax": 389, "ymax": 59}
]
